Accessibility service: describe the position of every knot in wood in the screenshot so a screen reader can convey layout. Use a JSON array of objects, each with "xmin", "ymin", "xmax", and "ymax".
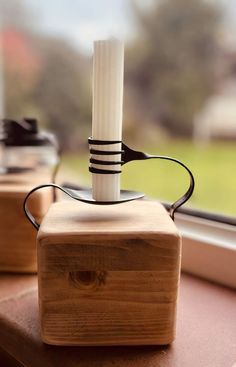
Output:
[{"xmin": 69, "ymin": 271, "xmax": 107, "ymax": 290}]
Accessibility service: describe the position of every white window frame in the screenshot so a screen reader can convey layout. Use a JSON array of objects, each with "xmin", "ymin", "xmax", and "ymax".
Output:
[{"xmin": 175, "ymin": 212, "xmax": 236, "ymax": 289}]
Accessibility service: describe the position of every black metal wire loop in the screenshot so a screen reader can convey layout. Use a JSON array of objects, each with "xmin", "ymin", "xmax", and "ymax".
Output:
[
  {"xmin": 88, "ymin": 137, "xmax": 122, "ymax": 145},
  {"xmin": 121, "ymin": 143, "xmax": 195, "ymax": 220},
  {"xmin": 23, "ymin": 183, "xmax": 77, "ymax": 231},
  {"xmin": 89, "ymin": 149, "xmax": 123, "ymax": 155},
  {"xmin": 90, "ymin": 158, "xmax": 124, "ymax": 165},
  {"xmin": 89, "ymin": 167, "xmax": 122, "ymax": 174}
]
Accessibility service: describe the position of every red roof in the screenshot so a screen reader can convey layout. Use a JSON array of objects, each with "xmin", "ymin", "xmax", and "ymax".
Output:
[{"xmin": 1, "ymin": 29, "xmax": 40, "ymax": 74}]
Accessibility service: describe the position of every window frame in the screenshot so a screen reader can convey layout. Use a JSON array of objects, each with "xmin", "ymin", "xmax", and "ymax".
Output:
[
  {"xmin": 163, "ymin": 203, "xmax": 236, "ymax": 226},
  {"xmin": 173, "ymin": 210, "xmax": 236, "ymax": 289}
]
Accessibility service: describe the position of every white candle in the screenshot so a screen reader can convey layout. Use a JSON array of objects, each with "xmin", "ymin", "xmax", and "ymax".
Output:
[{"xmin": 91, "ymin": 39, "xmax": 124, "ymax": 201}]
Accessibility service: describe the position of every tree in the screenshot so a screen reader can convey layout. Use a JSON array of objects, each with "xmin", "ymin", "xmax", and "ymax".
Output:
[
  {"xmin": 1, "ymin": 0, "xmax": 39, "ymax": 120},
  {"xmin": 32, "ymin": 36, "xmax": 91, "ymax": 150},
  {"xmin": 1, "ymin": 0, "xmax": 91, "ymax": 150},
  {"xmin": 126, "ymin": 0, "xmax": 221, "ymax": 136}
]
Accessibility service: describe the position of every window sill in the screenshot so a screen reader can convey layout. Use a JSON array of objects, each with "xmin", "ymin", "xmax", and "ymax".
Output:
[{"xmin": 0, "ymin": 273, "xmax": 235, "ymax": 366}]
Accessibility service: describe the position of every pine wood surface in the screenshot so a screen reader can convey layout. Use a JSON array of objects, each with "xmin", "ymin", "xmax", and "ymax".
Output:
[
  {"xmin": 38, "ymin": 199, "xmax": 181, "ymax": 346},
  {"xmin": 0, "ymin": 182, "xmax": 52, "ymax": 273},
  {"xmin": 1, "ymin": 273, "xmax": 236, "ymax": 367}
]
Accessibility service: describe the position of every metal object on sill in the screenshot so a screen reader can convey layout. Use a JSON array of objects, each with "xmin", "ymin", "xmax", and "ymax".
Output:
[
  {"xmin": 1, "ymin": 117, "xmax": 61, "ymax": 199},
  {"xmin": 24, "ymin": 138, "xmax": 195, "ymax": 230}
]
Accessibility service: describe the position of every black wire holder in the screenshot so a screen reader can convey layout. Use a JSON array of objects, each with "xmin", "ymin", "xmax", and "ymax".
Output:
[{"xmin": 24, "ymin": 138, "xmax": 195, "ymax": 231}]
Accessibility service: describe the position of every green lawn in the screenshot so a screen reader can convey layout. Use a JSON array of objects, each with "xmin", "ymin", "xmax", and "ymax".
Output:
[{"xmin": 62, "ymin": 140, "xmax": 236, "ymax": 217}]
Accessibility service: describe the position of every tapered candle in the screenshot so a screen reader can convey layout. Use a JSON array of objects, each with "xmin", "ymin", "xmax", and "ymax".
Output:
[{"xmin": 91, "ymin": 39, "xmax": 124, "ymax": 201}]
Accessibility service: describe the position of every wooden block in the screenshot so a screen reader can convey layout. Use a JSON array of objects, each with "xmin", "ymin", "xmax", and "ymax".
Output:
[
  {"xmin": 0, "ymin": 182, "xmax": 52, "ymax": 273},
  {"xmin": 37, "ymin": 199, "xmax": 181, "ymax": 346}
]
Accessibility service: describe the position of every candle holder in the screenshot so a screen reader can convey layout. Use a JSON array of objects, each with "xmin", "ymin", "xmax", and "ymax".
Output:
[
  {"xmin": 24, "ymin": 138, "xmax": 194, "ymax": 225},
  {"xmin": 24, "ymin": 139, "xmax": 194, "ymax": 345},
  {"xmin": 0, "ymin": 118, "xmax": 60, "ymax": 273}
]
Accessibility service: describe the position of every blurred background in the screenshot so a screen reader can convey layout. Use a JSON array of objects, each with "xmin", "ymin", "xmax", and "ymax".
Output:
[{"xmin": 0, "ymin": 0, "xmax": 235, "ymax": 216}]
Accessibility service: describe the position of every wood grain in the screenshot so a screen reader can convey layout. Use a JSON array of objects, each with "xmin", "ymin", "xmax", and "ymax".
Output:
[
  {"xmin": 38, "ymin": 199, "xmax": 181, "ymax": 345},
  {"xmin": 0, "ymin": 182, "xmax": 52, "ymax": 273}
]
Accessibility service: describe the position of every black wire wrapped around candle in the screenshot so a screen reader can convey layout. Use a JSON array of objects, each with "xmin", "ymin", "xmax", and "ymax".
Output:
[
  {"xmin": 88, "ymin": 138, "xmax": 123, "ymax": 174},
  {"xmin": 23, "ymin": 138, "xmax": 195, "ymax": 230}
]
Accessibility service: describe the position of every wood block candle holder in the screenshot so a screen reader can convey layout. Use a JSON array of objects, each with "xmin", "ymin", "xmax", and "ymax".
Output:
[
  {"xmin": 37, "ymin": 199, "xmax": 181, "ymax": 346},
  {"xmin": 24, "ymin": 138, "xmax": 194, "ymax": 345},
  {"xmin": 0, "ymin": 179, "xmax": 52, "ymax": 273},
  {"xmin": 23, "ymin": 40, "xmax": 194, "ymax": 346},
  {"xmin": 0, "ymin": 117, "xmax": 59, "ymax": 272}
]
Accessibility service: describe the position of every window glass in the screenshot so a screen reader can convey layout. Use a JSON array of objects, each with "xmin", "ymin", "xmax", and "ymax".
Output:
[{"xmin": 1, "ymin": 0, "xmax": 235, "ymax": 216}]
